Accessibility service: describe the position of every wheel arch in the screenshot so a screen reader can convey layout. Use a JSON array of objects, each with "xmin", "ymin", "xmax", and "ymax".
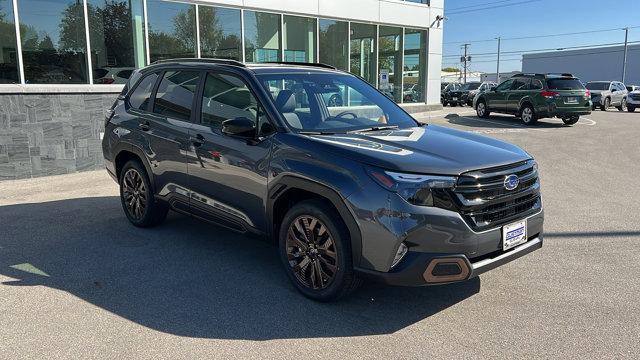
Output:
[
  {"xmin": 113, "ymin": 143, "xmax": 156, "ymax": 193},
  {"xmin": 268, "ymin": 175, "xmax": 363, "ymax": 267}
]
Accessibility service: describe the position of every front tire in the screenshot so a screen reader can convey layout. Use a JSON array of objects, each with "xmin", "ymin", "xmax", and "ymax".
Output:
[
  {"xmin": 617, "ymin": 98, "xmax": 627, "ymax": 111},
  {"xmin": 476, "ymin": 100, "xmax": 490, "ymax": 118},
  {"xmin": 119, "ymin": 160, "xmax": 168, "ymax": 227},
  {"xmin": 628, "ymin": 106, "xmax": 636, "ymax": 112},
  {"xmin": 520, "ymin": 104, "xmax": 538, "ymax": 125},
  {"xmin": 601, "ymin": 98, "xmax": 610, "ymax": 111},
  {"xmin": 279, "ymin": 200, "xmax": 360, "ymax": 302},
  {"xmin": 562, "ymin": 116, "xmax": 580, "ymax": 125}
]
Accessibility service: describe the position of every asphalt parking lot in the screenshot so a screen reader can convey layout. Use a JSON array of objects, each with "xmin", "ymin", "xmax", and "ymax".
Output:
[{"xmin": 1, "ymin": 108, "xmax": 639, "ymax": 359}]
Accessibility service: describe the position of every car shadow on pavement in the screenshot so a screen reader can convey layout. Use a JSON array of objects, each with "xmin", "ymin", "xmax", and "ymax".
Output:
[
  {"xmin": 0, "ymin": 197, "xmax": 480, "ymax": 340},
  {"xmin": 444, "ymin": 113, "xmax": 571, "ymax": 129}
]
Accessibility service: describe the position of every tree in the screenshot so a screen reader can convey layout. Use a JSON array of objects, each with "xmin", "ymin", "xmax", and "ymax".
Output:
[{"xmin": 442, "ymin": 67, "xmax": 460, "ymax": 73}]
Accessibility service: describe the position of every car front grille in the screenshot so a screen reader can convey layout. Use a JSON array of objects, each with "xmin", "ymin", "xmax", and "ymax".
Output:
[{"xmin": 450, "ymin": 160, "xmax": 541, "ymax": 231}]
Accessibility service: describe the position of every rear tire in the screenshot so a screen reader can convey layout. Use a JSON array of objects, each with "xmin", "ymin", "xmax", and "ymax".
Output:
[
  {"xmin": 476, "ymin": 100, "xmax": 490, "ymax": 118},
  {"xmin": 601, "ymin": 98, "xmax": 610, "ymax": 111},
  {"xmin": 562, "ymin": 116, "xmax": 580, "ymax": 125},
  {"xmin": 617, "ymin": 98, "xmax": 627, "ymax": 111},
  {"xmin": 279, "ymin": 199, "xmax": 361, "ymax": 302},
  {"xmin": 628, "ymin": 106, "xmax": 636, "ymax": 112},
  {"xmin": 520, "ymin": 104, "xmax": 538, "ymax": 125},
  {"xmin": 119, "ymin": 160, "xmax": 168, "ymax": 227}
]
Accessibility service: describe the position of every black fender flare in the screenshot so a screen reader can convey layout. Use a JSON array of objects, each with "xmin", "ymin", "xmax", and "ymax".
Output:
[
  {"xmin": 113, "ymin": 142, "xmax": 156, "ymax": 193},
  {"xmin": 267, "ymin": 175, "xmax": 363, "ymax": 267}
]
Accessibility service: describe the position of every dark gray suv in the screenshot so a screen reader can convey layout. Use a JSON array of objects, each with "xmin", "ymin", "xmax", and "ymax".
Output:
[{"xmin": 102, "ymin": 59, "xmax": 544, "ymax": 301}]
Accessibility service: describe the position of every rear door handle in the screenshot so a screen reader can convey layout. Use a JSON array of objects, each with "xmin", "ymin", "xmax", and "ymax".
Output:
[
  {"xmin": 138, "ymin": 121, "xmax": 150, "ymax": 131},
  {"xmin": 191, "ymin": 133, "xmax": 205, "ymax": 147}
]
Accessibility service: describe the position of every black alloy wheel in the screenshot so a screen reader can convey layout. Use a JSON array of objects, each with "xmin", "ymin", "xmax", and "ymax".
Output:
[
  {"xmin": 122, "ymin": 168, "xmax": 147, "ymax": 220},
  {"xmin": 279, "ymin": 200, "xmax": 360, "ymax": 301},
  {"xmin": 286, "ymin": 215, "xmax": 338, "ymax": 290},
  {"xmin": 119, "ymin": 160, "xmax": 168, "ymax": 227}
]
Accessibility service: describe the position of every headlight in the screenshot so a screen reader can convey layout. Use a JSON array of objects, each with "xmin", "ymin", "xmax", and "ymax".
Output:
[{"xmin": 368, "ymin": 169, "xmax": 457, "ymax": 206}]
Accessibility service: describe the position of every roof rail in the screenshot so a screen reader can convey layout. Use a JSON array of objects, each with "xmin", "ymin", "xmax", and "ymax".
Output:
[
  {"xmin": 151, "ymin": 58, "xmax": 246, "ymax": 67},
  {"xmin": 547, "ymin": 72, "xmax": 574, "ymax": 77},
  {"xmin": 511, "ymin": 73, "xmax": 545, "ymax": 78},
  {"xmin": 263, "ymin": 61, "xmax": 337, "ymax": 70}
]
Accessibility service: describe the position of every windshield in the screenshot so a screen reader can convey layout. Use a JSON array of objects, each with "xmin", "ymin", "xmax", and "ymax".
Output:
[
  {"xmin": 547, "ymin": 79, "xmax": 585, "ymax": 90},
  {"xmin": 256, "ymin": 73, "xmax": 418, "ymax": 133},
  {"xmin": 462, "ymin": 83, "xmax": 481, "ymax": 90},
  {"xmin": 586, "ymin": 82, "xmax": 609, "ymax": 90}
]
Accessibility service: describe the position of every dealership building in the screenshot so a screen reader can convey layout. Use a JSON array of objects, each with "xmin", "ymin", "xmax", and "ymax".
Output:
[{"xmin": 0, "ymin": 0, "xmax": 444, "ymax": 180}]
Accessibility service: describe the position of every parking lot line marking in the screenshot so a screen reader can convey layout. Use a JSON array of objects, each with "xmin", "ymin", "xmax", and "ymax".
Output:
[
  {"xmin": 578, "ymin": 117, "xmax": 597, "ymax": 126},
  {"xmin": 457, "ymin": 116, "xmax": 544, "ymax": 130}
]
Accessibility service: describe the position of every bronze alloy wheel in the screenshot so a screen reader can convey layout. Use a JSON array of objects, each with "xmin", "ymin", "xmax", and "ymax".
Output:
[
  {"xmin": 286, "ymin": 215, "xmax": 338, "ymax": 290},
  {"xmin": 122, "ymin": 168, "xmax": 147, "ymax": 220}
]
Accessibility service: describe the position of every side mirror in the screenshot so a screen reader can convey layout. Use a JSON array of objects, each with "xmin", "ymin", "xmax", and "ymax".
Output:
[{"xmin": 222, "ymin": 117, "xmax": 256, "ymax": 138}]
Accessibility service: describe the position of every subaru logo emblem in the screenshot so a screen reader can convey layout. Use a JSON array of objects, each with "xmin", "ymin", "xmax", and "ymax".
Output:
[{"xmin": 504, "ymin": 174, "xmax": 519, "ymax": 191}]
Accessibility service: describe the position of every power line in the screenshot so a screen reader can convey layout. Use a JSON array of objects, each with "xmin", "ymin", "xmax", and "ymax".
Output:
[
  {"xmin": 442, "ymin": 40, "xmax": 640, "ymax": 58},
  {"xmin": 446, "ymin": 0, "xmax": 542, "ymax": 15},
  {"xmin": 444, "ymin": 25, "xmax": 640, "ymax": 45},
  {"xmin": 447, "ymin": 0, "xmax": 526, "ymax": 11}
]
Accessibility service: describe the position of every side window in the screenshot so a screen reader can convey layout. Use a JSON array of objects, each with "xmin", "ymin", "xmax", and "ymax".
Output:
[
  {"xmin": 511, "ymin": 78, "xmax": 529, "ymax": 90},
  {"xmin": 609, "ymin": 82, "xmax": 615, "ymax": 91},
  {"xmin": 128, "ymin": 73, "xmax": 159, "ymax": 111},
  {"xmin": 153, "ymin": 70, "xmax": 200, "ymax": 121},
  {"xmin": 201, "ymin": 72, "xmax": 259, "ymax": 130},
  {"xmin": 530, "ymin": 79, "xmax": 543, "ymax": 90},
  {"xmin": 495, "ymin": 79, "xmax": 514, "ymax": 91}
]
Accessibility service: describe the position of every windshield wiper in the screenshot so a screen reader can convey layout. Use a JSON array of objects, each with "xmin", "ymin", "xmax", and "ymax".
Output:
[
  {"xmin": 347, "ymin": 125, "xmax": 399, "ymax": 134},
  {"xmin": 299, "ymin": 131, "xmax": 337, "ymax": 135}
]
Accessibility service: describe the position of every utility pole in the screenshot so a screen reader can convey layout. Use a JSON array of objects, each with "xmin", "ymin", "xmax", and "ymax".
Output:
[
  {"xmin": 622, "ymin": 27, "xmax": 629, "ymax": 83},
  {"xmin": 496, "ymin": 37, "xmax": 501, "ymax": 83},
  {"xmin": 461, "ymin": 43, "xmax": 470, "ymax": 84}
]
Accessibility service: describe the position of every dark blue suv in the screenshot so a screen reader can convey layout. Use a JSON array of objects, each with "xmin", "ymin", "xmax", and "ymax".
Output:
[{"xmin": 102, "ymin": 59, "xmax": 544, "ymax": 301}]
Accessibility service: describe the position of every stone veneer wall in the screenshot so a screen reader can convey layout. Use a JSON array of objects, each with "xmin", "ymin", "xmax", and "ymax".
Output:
[
  {"xmin": 0, "ymin": 92, "xmax": 119, "ymax": 180},
  {"xmin": 0, "ymin": 91, "xmax": 441, "ymax": 181}
]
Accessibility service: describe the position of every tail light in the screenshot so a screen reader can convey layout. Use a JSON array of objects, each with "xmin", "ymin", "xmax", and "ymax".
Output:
[
  {"xmin": 541, "ymin": 90, "xmax": 558, "ymax": 99},
  {"xmin": 585, "ymin": 90, "xmax": 591, "ymax": 97}
]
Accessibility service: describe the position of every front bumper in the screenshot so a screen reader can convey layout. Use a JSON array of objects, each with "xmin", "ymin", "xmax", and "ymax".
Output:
[{"xmin": 356, "ymin": 235, "xmax": 543, "ymax": 286}]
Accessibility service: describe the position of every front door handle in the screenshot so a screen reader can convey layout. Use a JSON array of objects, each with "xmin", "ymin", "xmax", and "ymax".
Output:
[
  {"xmin": 190, "ymin": 134, "xmax": 205, "ymax": 147},
  {"xmin": 138, "ymin": 121, "xmax": 150, "ymax": 131}
]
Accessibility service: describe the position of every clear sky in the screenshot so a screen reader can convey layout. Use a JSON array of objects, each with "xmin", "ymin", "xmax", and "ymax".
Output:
[{"xmin": 442, "ymin": 0, "xmax": 640, "ymax": 73}]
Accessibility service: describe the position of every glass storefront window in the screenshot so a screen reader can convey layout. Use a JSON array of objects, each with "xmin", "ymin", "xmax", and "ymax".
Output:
[
  {"xmin": 350, "ymin": 22, "xmax": 377, "ymax": 86},
  {"xmin": 147, "ymin": 0, "xmax": 196, "ymax": 63},
  {"xmin": 199, "ymin": 6, "xmax": 241, "ymax": 60},
  {"xmin": 244, "ymin": 10, "xmax": 280, "ymax": 62},
  {"xmin": 403, "ymin": 28, "xmax": 427, "ymax": 103},
  {"xmin": 319, "ymin": 19, "xmax": 347, "ymax": 71},
  {"xmin": 18, "ymin": 0, "xmax": 89, "ymax": 84},
  {"xmin": 283, "ymin": 15, "xmax": 316, "ymax": 62},
  {"xmin": 378, "ymin": 26, "xmax": 403, "ymax": 103},
  {"xmin": 0, "ymin": 0, "xmax": 19, "ymax": 83},
  {"xmin": 88, "ymin": 0, "xmax": 145, "ymax": 84}
]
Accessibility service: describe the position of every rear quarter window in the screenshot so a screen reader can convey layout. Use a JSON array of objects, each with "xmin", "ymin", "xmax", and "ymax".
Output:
[{"xmin": 547, "ymin": 79, "xmax": 585, "ymax": 90}]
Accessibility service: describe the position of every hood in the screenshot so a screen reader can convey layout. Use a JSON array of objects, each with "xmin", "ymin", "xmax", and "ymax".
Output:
[
  {"xmin": 306, "ymin": 125, "xmax": 531, "ymax": 175},
  {"xmin": 589, "ymin": 90, "xmax": 607, "ymax": 95}
]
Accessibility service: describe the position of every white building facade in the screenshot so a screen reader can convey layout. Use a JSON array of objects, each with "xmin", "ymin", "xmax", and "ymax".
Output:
[{"xmin": 0, "ymin": 0, "xmax": 444, "ymax": 179}]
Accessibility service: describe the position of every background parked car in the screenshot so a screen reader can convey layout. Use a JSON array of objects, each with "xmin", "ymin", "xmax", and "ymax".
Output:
[
  {"xmin": 441, "ymin": 83, "xmax": 462, "ymax": 106},
  {"xmin": 626, "ymin": 85, "xmax": 639, "ymax": 92},
  {"xmin": 474, "ymin": 73, "xmax": 591, "ymax": 125},
  {"xmin": 586, "ymin": 81, "xmax": 628, "ymax": 111},
  {"xmin": 627, "ymin": 88, "xmax": 640, "ymax": 112},
  {"xmin": 466, "ymin": 81, "xmax": 497, "ymax": 106},
  {"xmin": 444, "ymin": 81, "xmax": 481, "ymax": 107}
]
